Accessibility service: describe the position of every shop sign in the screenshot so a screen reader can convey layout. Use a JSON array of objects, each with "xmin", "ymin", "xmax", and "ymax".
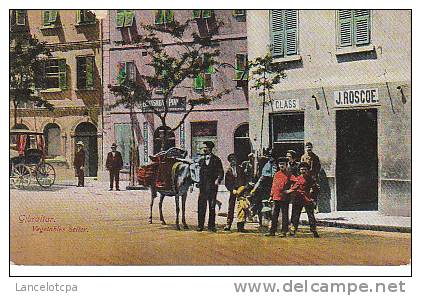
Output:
[
  {"xmin": 334, "ymin": 88, "xmax": 379, "ymax": 107},
  {"xmin": 141, "ymin": 97, "xmax": 186, "ymax": 113},
  {"xmin": 273, "ymin": 99, "xmax": 300, "ymax": 111},
  {"xmin": 143, "ymin": 122, "xmax": 149, "ymax": 164}
]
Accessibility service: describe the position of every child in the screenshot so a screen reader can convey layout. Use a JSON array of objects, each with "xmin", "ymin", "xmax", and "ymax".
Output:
[{"xmin": 233, "ymin": 183, "xmax": 254, "ymax": 232}]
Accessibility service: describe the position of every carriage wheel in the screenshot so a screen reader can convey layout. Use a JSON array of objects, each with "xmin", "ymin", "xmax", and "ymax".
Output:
[
  {"xmin": 11, "ymin": 164, "xmax": 31, "ymax": 189},
  {"xmin": 35, "ymin": 163, "xmax": 56, "ymax": 188}
]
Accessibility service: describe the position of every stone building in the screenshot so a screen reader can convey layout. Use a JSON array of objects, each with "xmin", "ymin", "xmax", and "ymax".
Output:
[
  {"xmin": 103, "ymin": 10, "xmax": 249, "ymax": 177},
  {"xmin": 247, "ymin": 10, "xmax": 411, "ymax": 216},
  {"xmin": 10, "ymin": 10, "xmax": 108, "ymax": 180}
]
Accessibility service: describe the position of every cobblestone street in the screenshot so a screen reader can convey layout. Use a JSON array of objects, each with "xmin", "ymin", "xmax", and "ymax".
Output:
[{"xmin": 10, "ymin": 181, "xmax": 411, "ymax": 266}]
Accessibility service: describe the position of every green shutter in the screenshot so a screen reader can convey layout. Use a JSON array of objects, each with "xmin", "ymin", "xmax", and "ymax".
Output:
[
  {"xmin": 86, "ymin": 57, "xmax": 94, "ymax": 89},
  {"xmin": 16, "ymin": 10, "xmax": 26, "ymax": 26},
  {"xmin": 284, "ymin": 10, "xmax": 298, "ymax": 55},
  {"xmin": 235, "ymin": 54, "xmax": 247, "ymax": 80},
  {"xmin": 155, "ymin": 10, "xmax": 164, "ymax": 24},
  {"xmin": 194, "ymin": 74, "xmax": 204, "ymax": 90},
  {"xmin": 192, "ymin": 10, "xmax": 201, "ymax": 19},
  {"xmin": 50, "ymin": 10, "xmax": 58, "ymax": 23},
  {"xmin": 338, "ymin": 10, "xmax": 353, "ymax": 47},
  {"xmin": 58, "ymin": 59, "xmax": 67, "ymax": 90},
  {"xmin": 116, "ymin": 10, "xmax": 125, "ymax": 28},
  {"xmin": 353, "ymin": 10, "xmax": 370, "ymax": 46},
  {"xmin": 124, "ymin": 10, "xmax": 135, "ymax": 27},
  {"xmin": 76, "ymin": 10, "xmax": 82, "ymax": 24},
  {"xmin": 42, "ymin": 10, "xmax": 50, "ymax": 26},
  {"xmin": 166, "ymin": 10, "xmax": 174, "ymax": 23},
  {"xmin": 116, "ymin": 62, "xmax": 127, "ymax": 85},
  {"xmin": 271, "ymin": 10, "xmax": 285, "ymax": 57},
  {"xmin": 202, "ymin": 10, "xmax": 212, "ymax": 19}
]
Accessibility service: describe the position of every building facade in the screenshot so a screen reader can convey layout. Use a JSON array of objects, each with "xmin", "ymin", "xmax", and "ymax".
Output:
[
  {"xmin": 10, "ymin": 10, "xmax": 107, "ymax": 180},
  {"xmin": 103, "ymin": 10, "xmax": 249, "ymax": 178},
  {"xmin": 248, "ymin": 10, "xmax": 411, "ymax": 216}
]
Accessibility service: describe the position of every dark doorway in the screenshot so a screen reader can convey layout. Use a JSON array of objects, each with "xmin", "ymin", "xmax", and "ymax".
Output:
[
  {"xmin": 336, "ymin": 108, "xmax": 378, "ymax": 211},
  {"xmin": 153, "ymin": 126, "xmax": 175, "ymax": 154},
  {"xmin": 75, "ymin": 122, "xmax": 98, "ymax": 177},
  {"xmin": 234, "ymin": 123, "xmax": 251, "ymax": 164}
]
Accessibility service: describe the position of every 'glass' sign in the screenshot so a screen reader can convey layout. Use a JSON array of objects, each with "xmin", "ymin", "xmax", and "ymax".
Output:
[
  {"xmin": 334, "ymin": 88, "xmax": 379, "ymax": 107},
  {"xmin": 273, "ymin": 99, "xmax": 300, "ymax": 111}
]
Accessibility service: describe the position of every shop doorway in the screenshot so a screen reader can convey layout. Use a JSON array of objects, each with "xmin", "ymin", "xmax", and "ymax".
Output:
[
  {"xmin": 234, "ymin": 123, "xmax": 251, "ymax": 164},
  {"xmin": 336, "ymin": 108, "xmax": 378, "ymax": 211},
  {"xmin": 75, "ymin": 122, "xmax": 98, "ymax": 177}
]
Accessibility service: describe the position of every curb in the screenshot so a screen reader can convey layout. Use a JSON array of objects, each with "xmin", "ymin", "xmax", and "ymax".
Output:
[{"xmin": 302, "ymin": 219, "xmax": 411, "ymax": 233}]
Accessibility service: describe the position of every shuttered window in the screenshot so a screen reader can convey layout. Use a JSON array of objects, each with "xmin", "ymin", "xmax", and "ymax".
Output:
[
  {"xmin": 14, "ymin": 10, "xmax": 26, "ymax": 26},
  {"xmin": 155, "ymin": 10, "xmax": 174, "ymax": 25},
  {"xmin": 76, "ymin": 10, "xmax": 96, "ymax": 24},
  {"xmin": 42, "ymin": 10, "xmax": 58, "ymax": 27},
  {"xmin": 233, "ymin": 10, "xmax": 246, "ymax": 17},
  {"xmin": 116, "ymin": 10, "xmax": 135, "ymax": 28},
  {"xmin": 77, "ymin": 56, "xmax": 95, "ymax": 90},
  {"xmin": 194, "ymin": 55, "xmax": 214, "ymax": 91},
  {"xmin": 42, "ymin": 59, "xmax": 67, "ymax": 90},
  {"xmin": 337, "ymin": 10, "xmax": 371, "ymax": 48},
  {"xmin": 270, "ymin": 10, "xmax": 299, "ymax": 58},
  {"xmin": 192, "ymin": 10, "xmax": 213, "ymax": 19},
  {"xmin": 116, "ymin": 61, "xmax": 136, "ymax": 85},
  {"xmin": 235, "ymin": 53, "xmax": 248, "ymax": 81}
]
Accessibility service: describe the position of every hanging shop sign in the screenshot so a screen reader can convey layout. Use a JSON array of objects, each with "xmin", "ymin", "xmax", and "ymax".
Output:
[
  {"xmin": 334, "ymin": 88, "xmax": 379, "ymax": 107},
  {"xmin": 141, "ymin": 97, "xmax": 187, "ymax": 113},
  {"xmin": 273, "ymin": 99, "xmax": 300, "ymax": 111}
]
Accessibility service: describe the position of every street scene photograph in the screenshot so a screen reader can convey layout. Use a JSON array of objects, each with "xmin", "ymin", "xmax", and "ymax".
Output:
[{"xmin": 9, "ymin": 9, "xmax": 411, "ymax": 267}]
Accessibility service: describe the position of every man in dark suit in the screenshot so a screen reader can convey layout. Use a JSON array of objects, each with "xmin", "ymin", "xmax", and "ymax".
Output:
[
  {"xmin": 197, "ymin": 141, "xmax": 224, "ymax": 232},
  {"xmin": 106, "ymin": 143, "xmax": 124, "ymax": 191},
  {"xmin": 74, "ymin": 141, "xmax": 85, "ymax": 187}
]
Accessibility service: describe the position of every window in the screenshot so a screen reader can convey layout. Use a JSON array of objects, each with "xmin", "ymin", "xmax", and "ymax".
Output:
[
  {"xmin": 42, "ymin": 10, "xmax": 59, "ymax": 27},
  {"xmin": 44, "ymin": 123, "xmax": 61, "ymax": 158},
  {"xmin": 194, "ymin": 56, "xmax": 215, "ymax": 91},
  {"xmin": 233, "ymin": 10, "xmax": 246, "ymax": 17},
  {"xmin": 270, "ymin": 10, "xmax": 299, "ymax": 58},
  {"xmin": 76, "ymin": 10, "xmax": 96, "ymax": 25},
  {"xmin": 77, "ymin": 56, "xmax": 95, "ymax": 90},
  {"xmin": 11, "ymin": 10, "xmax": 26, "ymax": 26},
  {"xmin": 234, "ymin": 53, "xmax": 248, "ymax": 81},
  {"xmin": 116, "ymin": 61, "xmax": 136, "ymax": 85},
  {"xmin": 192, "ymin": 10, "xmax": 213, "ymax": 19},
  {"xmin": 270, "ymin": 113, "xmax": 304, "ymax": 158},
  {"xmin": 116, "ymin": 10, "xmax": 135, "ymax": 28},
  {"xmin": 115, "ymin": 123, "xmax": 132, "ymax": 170},
  {"xmin": 42, "ymin": 59, "xmax": 67, "ymax": 90},
  {"xmin": 337, "ymin": 10, "xmax": 371, "ymax": 48},
  {"xmin": 155, "ymin": 10, "xmax": 174, "ymax": 25}
]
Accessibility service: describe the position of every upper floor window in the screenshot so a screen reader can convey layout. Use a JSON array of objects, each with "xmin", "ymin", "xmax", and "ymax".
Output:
[
  {"xmin": 194, "ymin": 55, "xmax": 215, "ymax": 92},
  {"xmin": 42, "ymin": 10, "xmax": 59, "ymax": 28},
  {"xmin": 337, "ymin": 10, "xmax": 371, "ymax": 48},
  {"xmin": 232, "ymin": 10, "xmax": 246, "ymax": 17},
  {"xmin": 192, "ymin": 10, "xmax": 213, "ymax": 19},
  {"xmin": 270, "ymin": 10, "xmax": 299, "ymax": 58},
  {"xmin": 234, "ymin": 53, "xmax": 248, "ymax": 81},
  {"xmin": 155, "ymin": 10, "xmax": 174, "ymax": 25},
  {"xmin": 116, "ymin": 10, "xmax": 135, "ymax": 28},
  {"xmin": 76, "ymin": 56, "xmax": 95, "ymax": 90},
  {"xmin": 76, "ymin": 10, "xmax": 96, "ymax": 25},
  {"xmin": 10, "ymin": 10, "xmax": 26, "ymax": 27},
  {"xmin": 42, "ymin": 59, "xmax": 67, "ymax": 90},
  {"xmin": 116, "ymin": 61, "xmax": 137, "ymax": 85}
]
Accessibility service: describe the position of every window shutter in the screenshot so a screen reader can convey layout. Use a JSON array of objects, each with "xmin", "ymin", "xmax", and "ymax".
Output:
[
  {"xmin": 194, "ymin": 75, "xmax": 204, "ymax": 90},
  {"xmin": 124, "ymin": 10, "xmax": 135, "ymax": 27},
  {"xmin": 353, "ymin": 10, "xmax": 371, "ymax": 46},
  {"xmin": 202, "ymin": 10, "xmax": 212, "ymax": 19},
  {"xmin": 166, "ymin": 10, "xmax": 174, "ymax": 23},
  {"xmin": 271, "ymin": 10, "xmax": 285, "ymax": 57},
  {"xmin": 116, "ymin": 62, "xmax": 127, "ymax": 85},
  {"xmin": 235, "ymin": 54, "xmax": 247, "ymax": 80},
  {"xmin": 50, "ymin": 10, "xmax": 58, "ymax": 24},
  {"xmin": 43, "ymin": 10, "xmax": 50, "ymax": 26},
  {"xmin": 116, "ymin": 10, "xmax": 125, "ymax": 28},
  {"xmin": 76, "ymin": 10, "xmax": 82, "ymax": 24},
  {"xmin": 192, "ymin": 10, "xmax": 201, "ymax": 19},
  {"xmin": 155, "ymin": 10, "xmax": 164, "ymax": 24},
  {"xmin": 86, "ymin": 57, "xmax": 94, "ymax": 89},
  {"xmin": 16, "ymin": 10, "xmax": 26, "ymax": 26},
  {"xmin": 284, "ymin": 10, "xmax": 298, "ymax": 55},
  {"xmin": 338, "ymin": 10, "xmax": 353, "ymax": 47},
  {"xmin": 58, "ymin": 59, "xmax": 67, "ymax": 90}
]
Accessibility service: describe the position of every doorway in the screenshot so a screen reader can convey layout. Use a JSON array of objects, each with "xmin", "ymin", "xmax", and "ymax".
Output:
[
  {"xmin": 336, "ymin": 108, "xmax": 378, "ymax": 211},
  {"xmin": 234, "ymin": 123, "xmax": 251, "ymax": 164},
  {"xmin": 75, "ymin": 122, "xmax": 98, "ymax": 177}
]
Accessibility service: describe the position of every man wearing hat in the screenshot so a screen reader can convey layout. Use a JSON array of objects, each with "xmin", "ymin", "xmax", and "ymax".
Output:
[
  {"xmin": 286, "ymin": 162, "xmax": 320, "ymax": 238},
  {"xmin": 241, "ymin": 152, "xmax": 257, "ymax": 183},
  {"xmin": 224, "ymin": 153, "xmax": 246, "ymax": 231},
  {"xmin": 197, "ymin": 141, "xmax": 224, "ymax": 232},
  {"xmin": 266, "ymin": 157, "xmax": 293, "ymax": 237},
  {"xmin": 300, "ymin": 142, "xmax": 321, "ymax": 182},
  {"xmin": 286, "ymin": 150, "xmax": 299, "ymax": 177},
  {"xmin": 74, "ymin": 141, "xmax": 86, "ymax": 187},
  {"xmin": 106, "ymin": 143, "xmax": 124, "ymax": 191}
]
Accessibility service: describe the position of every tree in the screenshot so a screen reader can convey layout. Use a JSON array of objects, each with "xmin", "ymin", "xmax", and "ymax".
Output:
[
  {"xmin": 108, "ymin": 12, "xmax": 230, "ymax": 185},
  {"xmin": 9, "ymin": 17, "xmax": 53, "ymax": 127},
  {"xmin": 248, "ymin": 52, "xmax": 286, "ymax": 153}
]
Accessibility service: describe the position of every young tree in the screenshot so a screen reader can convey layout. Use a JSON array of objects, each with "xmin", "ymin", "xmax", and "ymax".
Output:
[
  {"xmin": 108, "ymin": 12, "xmax": 230, "ymax": 185},
  {"xmin": 9, "ymin": 18, "xmax": 53, "ymax": 127}
]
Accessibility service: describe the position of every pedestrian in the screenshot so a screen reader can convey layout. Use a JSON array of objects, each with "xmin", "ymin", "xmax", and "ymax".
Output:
[
  {"xmin": 266, "ymin": 157, "xmax": 293, "ymax": 237},
  {"xmin": 286, "ymin": 162, "xmax": 320, "ymax": 238},
  {"xmin": 300, "ymin": 142, "xmax": 321, "ymax": 182},
  {"xmin": 73, "ymin": 141, "xmax": 85, "ymax": 187},
  {"xmin": 106, "ymin": 143, "xmax": 123, "ymax": 191},
  {"xmin": 286, "ymin": 150, "xmax": 300, "ymax": 177},
  {"xmin": 197, "ymin": 141, "xmax": 224, "ymax": 232},
  {"xmin": 241, "ymin": 152, "xmax": 256, "ymax": 183},
  {"xmin": 234, "ymin": 183, "xmax": 253, "ymax": 233},
  {"xmin": 224, "ymin": 153, "xmax": 246, "ymax": 231}
]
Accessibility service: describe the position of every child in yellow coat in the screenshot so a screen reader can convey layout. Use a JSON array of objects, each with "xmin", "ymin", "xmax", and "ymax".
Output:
[{"xmin": 233, "ymin": 183, "xmax": 254, "ymax": 232}]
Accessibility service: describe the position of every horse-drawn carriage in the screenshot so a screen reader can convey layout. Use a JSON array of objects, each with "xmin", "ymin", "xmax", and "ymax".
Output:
[{"xmin": 10, "ymin": 129, "xmax": 56, "ymax": 189}]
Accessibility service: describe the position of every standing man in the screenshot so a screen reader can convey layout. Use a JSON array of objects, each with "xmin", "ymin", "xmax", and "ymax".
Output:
[
  {"xmin": 286, "ymin": 150, "xmax": 299, "ymax": 177},
  {"xmin": 241, "ymin": 152, "xmax": 256, "ymax": 183},
  {"xmin": 224, "ymin": 153, "xmax": 246, "ymax": 231},
  {"xmin": 197, "ymin": 141, "xmax": 224, "ymax": 232},
  {"xmin": 300, "ymin": 142, "xmax": 321, "ymax": 182},
  {"xmin": 266, "ymin": 157, "xmax": 292, "ymax": 237},
  {"xmin": 106, "ymin": 143, "xmax": 123, "ymax": 191},
  {"xmin": 73, "ymin": 141, "xmax": 85, "ymax": 187}
]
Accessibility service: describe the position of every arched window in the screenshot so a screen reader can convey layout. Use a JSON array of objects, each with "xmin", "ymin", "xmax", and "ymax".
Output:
[
  {"xmin": 234, "ymin": 123, "xmax": 251, "ymax": 164},
  {"xmin": 43, "ymin": 123, "xmax": 61, "ymax": 158},
  {"xmin": 153, "ymin": 126, "xmax": 175, "ymax": 154}
]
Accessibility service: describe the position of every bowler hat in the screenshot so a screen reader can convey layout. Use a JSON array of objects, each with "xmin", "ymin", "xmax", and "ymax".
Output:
[
  {"xmin": 111, "ymin": 143, "xmax": 117, "ymax": 148},
  {"xmin": 76, "ymin": 141, "xmax": 84, "ymax": 146},
  {"xmin": 203, "ymin": 141, "xmax": 215, "ymax": 149},
  {"xmin": 227, "ymin": 153, "xmax": 236, "ymax": 162},
  {"xmin": 305, "ymin": 142, "xmax": 313, "ymax": 148},
  {"xmin": 299, "ymin": 162, "xmax": 310, "ymax": 169}
]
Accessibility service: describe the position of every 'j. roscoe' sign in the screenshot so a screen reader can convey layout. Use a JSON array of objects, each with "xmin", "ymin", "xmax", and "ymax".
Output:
[
  {"xmin": 273, "ymin": 99, "xmax": 300, "ymax": 111},
  {"xmin": 334, "ymin": 88, "xmax": 379, "ymax": 107},
  {"xmin": 141, "ymin": 97, "xmax": 187, "ymax": 113}
]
